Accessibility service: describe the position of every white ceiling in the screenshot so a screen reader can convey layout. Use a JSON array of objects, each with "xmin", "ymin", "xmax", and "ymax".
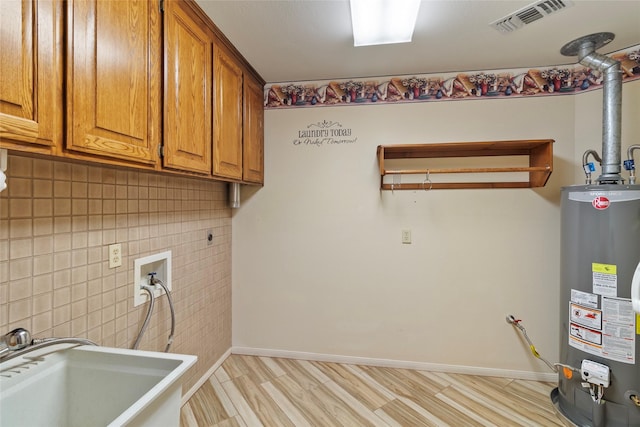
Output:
[{"xmin": 195, "ymin": 0, "xmax": 640, "ymax": 83}]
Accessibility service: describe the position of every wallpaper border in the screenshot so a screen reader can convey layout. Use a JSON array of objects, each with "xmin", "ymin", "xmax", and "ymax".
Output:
[{"xmin": 264, "ymin": 45, "xmax": 640, "ymax": 109}]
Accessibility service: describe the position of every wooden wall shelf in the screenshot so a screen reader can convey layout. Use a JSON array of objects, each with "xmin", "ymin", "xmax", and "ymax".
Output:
[{"xmin": 377, "ymin": 139, "xmax": 554, "ymax": 190}]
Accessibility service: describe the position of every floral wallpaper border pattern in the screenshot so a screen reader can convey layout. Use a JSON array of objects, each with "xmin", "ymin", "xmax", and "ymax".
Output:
[{"xmin": 264, "ymin": 46, "xmax": 640, "ymax": 109}]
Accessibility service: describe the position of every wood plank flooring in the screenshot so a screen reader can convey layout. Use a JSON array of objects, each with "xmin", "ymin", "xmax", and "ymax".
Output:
[{"xmin": 180, "ymin": 354, "xmax": 563, "ymax": 427}]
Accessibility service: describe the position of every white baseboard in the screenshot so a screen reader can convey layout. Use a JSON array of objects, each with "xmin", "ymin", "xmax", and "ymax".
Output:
[
  {"xmin": 182, "ymin": 347, "xmax": 232, "ymax": 405},
  {"xmin": 231, "ymin": 346, "xmax": 557, "ymax": 383}
]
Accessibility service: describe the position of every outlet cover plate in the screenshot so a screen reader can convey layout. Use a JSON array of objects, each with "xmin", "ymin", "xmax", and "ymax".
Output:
[{"xmin": 108, "ymin": 243, "xmax": 122, "ymax": 268}]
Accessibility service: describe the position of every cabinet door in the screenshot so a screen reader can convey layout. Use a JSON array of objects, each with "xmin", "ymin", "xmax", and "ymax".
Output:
[
  {"xmin": 163, "ymin": 0, "xmax": 212, "ymax": 174},
  {"xmin": 67, "ymin": 0, "xmax": 161, "ymax": 165},
  {"xmin": 0, "ymin": 0, "xmax": 62, "ymax": 152},
  {"xmin": 243, "ymin": 75, "xmax": 264, "ymax": 184},
  {"xmin": 213, "ymin": 45, "xmax": 243, "ymax": 180}
]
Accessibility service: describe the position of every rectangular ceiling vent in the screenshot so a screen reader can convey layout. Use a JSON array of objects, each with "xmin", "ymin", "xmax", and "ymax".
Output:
[{"xmin": 490, "ymin": 0, "xmax": 574, "ymax": 33}]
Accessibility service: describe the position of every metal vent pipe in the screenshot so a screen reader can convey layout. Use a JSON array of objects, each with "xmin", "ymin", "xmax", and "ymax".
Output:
[
  {"xmin": 229, "ymin": 182, "xmax": 241, "ymax": 208},
  {"xmin": 561, "ymin": 32, "xmax": 623, "ymax": 184}
]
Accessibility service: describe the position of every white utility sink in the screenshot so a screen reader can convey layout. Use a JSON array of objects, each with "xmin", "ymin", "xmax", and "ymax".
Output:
[{"xmin": 0, "ymin": 344, "xmax": 196, "ymax": 427}]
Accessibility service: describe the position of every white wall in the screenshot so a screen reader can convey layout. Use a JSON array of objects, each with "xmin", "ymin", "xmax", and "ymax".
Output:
[{"xmin": 232, "ymin": 80, "xmax": 639, "ymax": 376}]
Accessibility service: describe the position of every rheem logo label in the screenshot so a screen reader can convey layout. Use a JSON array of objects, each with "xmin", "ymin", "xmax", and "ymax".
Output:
[{"xmin": 592, "ymin": 196, "xmax": 610, "ymax": 210}]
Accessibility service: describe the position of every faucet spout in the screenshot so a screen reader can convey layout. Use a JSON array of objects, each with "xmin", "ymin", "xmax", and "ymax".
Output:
[
  {"xmin": 0, "ymin": 328, "xmax": 97, "ymax": 363},
  {"xmin": 0, "ymin": 328, "xmax": 32, "ymax": 357}
]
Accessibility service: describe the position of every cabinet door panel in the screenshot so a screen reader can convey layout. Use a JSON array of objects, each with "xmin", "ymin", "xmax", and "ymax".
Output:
[
  {"xmin": 243, "ymin": 76, "xmax": 264, "ymax": 184},
  {"xmin": 0, "ymin": 0, "xmax": 61, "ymax": 151},
  {"xmin": 163, "ymin": 0, "xmax": 212, "ymax": 174},
  {"xmin": 67, "ymin": 0, "xmax": 160, "ymax": 165},
  {"xmin": 213, "ymin": 46, "xmax": 243, "ymax": 179}
]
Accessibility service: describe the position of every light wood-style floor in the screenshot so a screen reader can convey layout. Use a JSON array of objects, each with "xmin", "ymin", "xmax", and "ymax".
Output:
[{"xmin": 180, "ymin": 354, "xmax": 563, "ymax": 427}]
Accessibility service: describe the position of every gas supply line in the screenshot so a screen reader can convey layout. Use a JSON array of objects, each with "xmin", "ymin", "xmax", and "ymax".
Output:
[{"xmin": 505, "ymin": 315, "xmax": 634, "ymax": 407}]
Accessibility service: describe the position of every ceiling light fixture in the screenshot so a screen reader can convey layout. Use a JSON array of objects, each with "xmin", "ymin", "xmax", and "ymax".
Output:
[{"xmin": 350, "ymin": 0, "xmax": 421, "ymax": 47}]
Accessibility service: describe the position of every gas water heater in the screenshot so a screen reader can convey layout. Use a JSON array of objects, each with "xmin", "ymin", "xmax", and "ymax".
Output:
[{"xmin": 550, "ymin": 33, "xmax": 640, "ymax": 427}]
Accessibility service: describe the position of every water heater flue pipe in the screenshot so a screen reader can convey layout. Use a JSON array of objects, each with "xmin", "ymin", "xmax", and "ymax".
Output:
[{"xmin": 561, "ymin": 32, "xmax": 623, "ymax": 184}]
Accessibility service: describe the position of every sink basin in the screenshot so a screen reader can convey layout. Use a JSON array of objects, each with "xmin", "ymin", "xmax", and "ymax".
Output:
[{"xmin": 0, "ymin": 344, "xmax": 196, "ymax": 427}]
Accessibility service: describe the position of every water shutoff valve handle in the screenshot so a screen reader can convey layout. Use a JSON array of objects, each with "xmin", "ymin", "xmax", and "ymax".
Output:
[
  {"xmin": 623, "ymin": 159, "xmax": 635, "ymax": 171},
  {"xmin": 147, "ymin": 272, "xmax": 158, "ymax": 285},
  {"xmin": 583, "ymin": 162, "xmax": 596, "ymax": 174}
]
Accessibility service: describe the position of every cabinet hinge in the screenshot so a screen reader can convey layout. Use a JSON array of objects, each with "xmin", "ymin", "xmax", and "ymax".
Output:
[{"xmin": 158, "ymin": 145, "xmax": 164, "ymax": 158}]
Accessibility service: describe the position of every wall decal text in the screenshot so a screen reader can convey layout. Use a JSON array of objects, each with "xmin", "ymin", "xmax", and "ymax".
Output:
[{"xmin": 293, "ymin": 121, "xmax": 357, "ymax": 147}]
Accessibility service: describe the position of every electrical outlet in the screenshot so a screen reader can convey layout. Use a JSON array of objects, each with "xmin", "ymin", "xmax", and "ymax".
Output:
[
  {"xmin": 402, "ymin": 229, "xmax": 412, "ymax": 244},
  {"xmin": 108, "ymin": 243, "xmax": 122, "ymax": 268}
]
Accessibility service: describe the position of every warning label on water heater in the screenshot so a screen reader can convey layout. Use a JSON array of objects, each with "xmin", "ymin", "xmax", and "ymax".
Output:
[
  {"xmin": 602, "ymin": 297, "xmax": 636, "ymax": 364},
  {"xmin": 570, "ymin": 303, "xmax": 602, "ymax": 329},
  {"xmin": 571, "ymin": 289, "xmax": 599, "ymax": 308},
  {"xmin": 592, "ymin": 263, "xmax": 617, "ymax": 297},
  {"xmin": 570, "ymin": 323, "xmax": 602, "ymax": 345},
  {"xmin": 569, "ymin": 297, "xmax": 636, "ymax": 364}
]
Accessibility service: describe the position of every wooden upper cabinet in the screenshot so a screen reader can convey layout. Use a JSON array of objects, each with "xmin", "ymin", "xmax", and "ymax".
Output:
[
  {"xmin": 213, "ymin": 44, "xmax": 243, "ymax": 180},
  {"xmin": 163, "ymin": 0, "xmax": 212, "ymax": 175},
  {"xmin": 243, "ymin": 74, "xmax": 264, "ymax": 184},
  {"xmin": 0, "ymin": 0, "xmax": 62, "ymax": 153},
  {"xmin": 1, "ymin": 0, "xmax": 265, "ymax": 183},
  {"xmin": 66, "ymin": 0, "xmax": 161, "ymax": 166}
]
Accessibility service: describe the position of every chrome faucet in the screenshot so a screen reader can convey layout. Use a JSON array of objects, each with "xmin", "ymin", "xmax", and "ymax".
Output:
[
  {"xmin": 0, "ymin": 328, "xmax": 97, "ymax": 363},
  {"xmin": 0, "ymin": 328, "xmax": 32, "ymax": 357}
]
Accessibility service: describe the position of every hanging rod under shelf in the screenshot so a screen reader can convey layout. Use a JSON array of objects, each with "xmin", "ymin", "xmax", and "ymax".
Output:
[
  {"xmin": 382, "ymin": 166, "xmax": 551, "ymax": 175},
  {"xmin": 377, "ymin": 139, "xmax": 554, "ymax": 190},
  {"xmin": 381, "ymin": 181, "xmax": 535, "ymax": 190}
]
